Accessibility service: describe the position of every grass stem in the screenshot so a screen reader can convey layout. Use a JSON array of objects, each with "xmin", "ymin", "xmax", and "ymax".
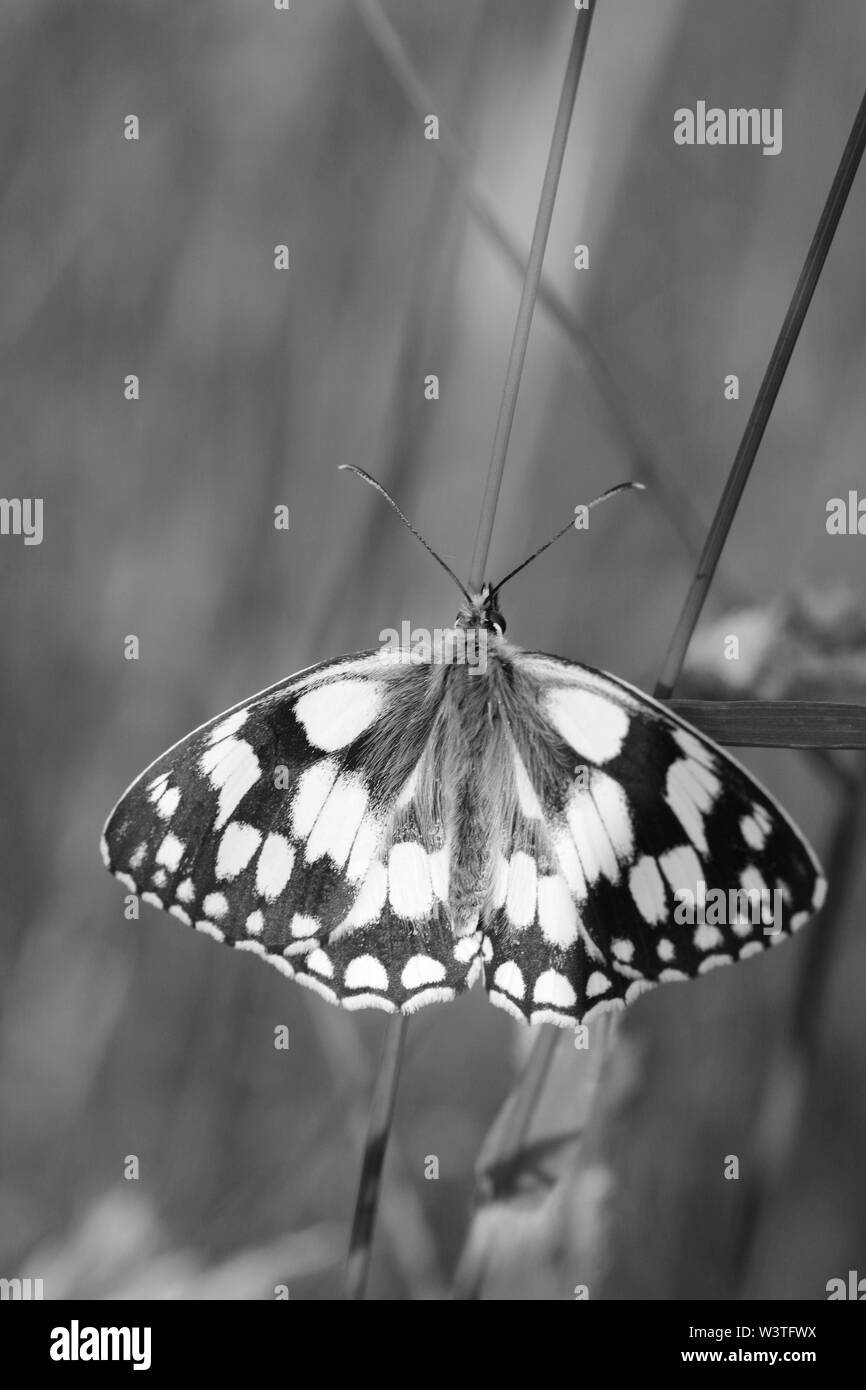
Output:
[
  {"xmin": 469, "ymin": 6, "xmax": 596, "ymax": 592},
  {"xmin": 655, "ymin": 86, "xmax": 866, "ymax": 702},
  {"xmin": 345, "ymin": 2, "xmax": 597, "ymax": 1298}
]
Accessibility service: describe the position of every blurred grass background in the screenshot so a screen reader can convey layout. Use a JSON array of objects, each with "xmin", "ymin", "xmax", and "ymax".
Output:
[{"xmin": 1, "ymin": 0, "xmax": 865, "ymax": 1298}]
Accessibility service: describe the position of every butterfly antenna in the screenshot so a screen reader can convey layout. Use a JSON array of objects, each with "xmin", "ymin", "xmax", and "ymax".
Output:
[
  {"xmin": 490, "ymin": 480, "xmax": 646, "ymax": 598},
  {"xmin": 339, "ymin": 464, "xmax": 473, "ymax": 603}
]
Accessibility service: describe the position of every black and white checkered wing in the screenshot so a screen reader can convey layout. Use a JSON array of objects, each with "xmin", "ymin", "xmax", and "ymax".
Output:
[
  {"xmin": 482, "ymin": 652, "xmax": 826, "ymax": 1027},
  {"xmin": 102, "ymin": 649, "xmax": 471, "ymax": 1015}
]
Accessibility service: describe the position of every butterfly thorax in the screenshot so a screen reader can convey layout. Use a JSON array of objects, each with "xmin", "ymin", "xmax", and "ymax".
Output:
[{"xmin": 434, "ymin": 634, "xmax": 524, "ymax": 933}]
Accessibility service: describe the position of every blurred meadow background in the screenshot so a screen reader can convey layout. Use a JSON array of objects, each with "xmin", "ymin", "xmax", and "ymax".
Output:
[{"xmin": 2, "ymin": 0, "xmax": 866, "ymax": 1299}]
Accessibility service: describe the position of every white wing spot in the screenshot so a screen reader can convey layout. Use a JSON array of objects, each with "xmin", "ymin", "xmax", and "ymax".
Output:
[
  {"xmin": 141, "ymin": 891, "xmax": 163, "ymax": 909},
  {"xmin": 199, "ymin": 738, "xmax": 260, "ymax": 831},
  {"xmin": 625, "ymin": 980, "xmax": 654, "ymax": 1004},
  {"xmin": 290, "ymin": 914, "xmax": 320, "ymax": 938},
  {"xmin": 195, "ymin": 920, "xmax": 225, "ymax": 942},
  {"xmin": 216, "ymin": 822, "xmax": 262, "ymax": 879},
  {"xmin": 586, "ymin": 970, "xmax": 613, "ymax": 999},
  {"xmin": 345, "ymin": 814, "xmax": 383, "ymax": 885},
  {"xmin": 665, "ymin": 758, "xmax": 720, "ymax": 855},
  {"xmin": 739, "ymin": 941, "xmax": 764, "ymax": 960},
  {"xmin": 155, "ymin": 786, "xmax": 181, "ymax": 820},
  {"xmin": 245, "ymin": 910, "xmax": 265, "ymax": 936},
  {"xmin": 235, "ymin": 940, "xmax": 266, "ymax": 956},
  {"xmin": 294, "ymin": 679, "xmax": 385, "ymax": 751},
  {"xmin": 659, "ymin": 845, "xmax": 704, "ymax": 897},
  {"xmin": 176, "ymin": 878, "xmax": 195, "ymax": 903},
  {"xmin": 454, "ymin": 933, "xmax": 482, "ymax": 964},
  {"xmin": 493, "ymin": 961, "xmax": 525, "ymax": 999},
  {"xmin": 340, "ymin": 860, "xmax": 388, "ymax": 931},
  {"xmin": 343, "ymin": 993, "xmax": 397, "ymax": 1013},
  {"xmin": 590, "ymin": 771, "xmax": 634, "ymax": 859},
  {"xmin": 344, "ymin": 956, "xmax": 389, "ymax": 992},
  {"xmin": 256, "ymin": 833, "xmax": 295, "ymax": 900},
  {"xmin": 537, "ymin": 874, "xmax": 578, "ymax": 948},
  {"xmin": 533, "ymin": 970, "xmax": 577, "ymax": 1008},
  {"xmin": 208, "ymin": 710, "xmax": 248, "ymax": 744},
  {"xmin": 401, "ymin": 955, "xmax": 446, "ymax": 990},
  {"xmin": 388, "ymin": 843, "xmax": 433, "ymax": 921},
  {"xmin": 292, "ymin": 758, "xmax": 339, "ymax": 838},
  {"xmin": 629, "ymin": 855, "xmax": 667, "ymax": 924},
  {"xmin": 656, "ymin": 937, "xmax": 675, "ymax": 962},
  {"xmin": 566, "ymin": 782, "xmax": 618, "ymax": 884},
  {"xmin": 169, "ymin": 904, "xmax": 190, "ymax": 924},
  {"xmin": 740, "ymin": 812, "xmax": 766, "ymax": 851},
  {"xmin": 490, "ymin": 991, "xmax": 527, "ymax": 1024},
  {"xmin": 505, "ymin": 851, "xmax": 537, "ymax": 929},
  {"xmin": 673, "ymin": 727, "xmax": 714, "ymax": 767},
  {"xmin": 156, "ymin": 833, "xmax": 185, "ymax": 871},
  {"xmin": 694, "ymin": 922, "xmax": 724, "ymax": 951},
  {"xmin": 740, "ymin": 864, "xmax": 767, "ymax": 896},
  {"xmin": 305, "ymin": 773, "xmax": 368, "ymax": 869},
  {"xmin": 295, "ymin": 974, "xmax": 338, "ymax": 1004},
  {"xmin": 531, "ymin": 1007, "xmax": 579, "ymax": 1028},
  {"xmin": 544, "ymin": 687, "xmax": 629, "ymax": 763},
  {"xmin": 552, "ymin": 828, "xmax": 587, "ymax": 900},
  {"xmin": 284, "ymin": 939, "xmax": 316, "ymax": 957},
  {"xmin": 306, "ymin": 949, "xmax": 334, "ymax": 978},
  {"xmin": 612, "ymin": 939, "xmax": 635, "ymax": 962},
  {"xmin": 698, "ymin": 954, "xmax": 732, "ymax": 973},
  {"xmin": 203, "ymin": 892, "xmax": 228, "ymax": 920},
  {"xmin": 401, "ymin": 986, "xmax": 454, "ymax": 1013}
]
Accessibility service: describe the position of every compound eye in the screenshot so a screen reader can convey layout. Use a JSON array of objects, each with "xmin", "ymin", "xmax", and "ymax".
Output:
[{"xmin": 488, "ymin": 609, "xmax": 506, "ymax": 636}]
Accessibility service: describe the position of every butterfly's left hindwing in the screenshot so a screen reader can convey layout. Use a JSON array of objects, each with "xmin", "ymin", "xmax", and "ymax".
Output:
[
  {"xmin": 481, "ymin": 651, "xmax": 826, "ymax": 1027},
  {"xmin": 101, "ymin": 649, "xmax": 474, "ymax": 1014}
]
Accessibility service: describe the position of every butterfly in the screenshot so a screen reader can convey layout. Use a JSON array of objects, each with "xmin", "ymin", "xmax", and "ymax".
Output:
[{"xmin": 101, "ymin": 469, "xmax": 826, "ymax": 1028}]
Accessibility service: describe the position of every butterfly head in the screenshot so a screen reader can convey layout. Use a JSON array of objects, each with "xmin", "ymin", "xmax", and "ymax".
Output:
[{"xmin": 455, "ymin": 584, "xmax": 506, "ymax": 636}]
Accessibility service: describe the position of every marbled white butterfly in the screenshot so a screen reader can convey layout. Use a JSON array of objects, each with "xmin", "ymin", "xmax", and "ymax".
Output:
[{"xmin": 101, "ymin": 471, "xmax": 825, "ymax": 1027}]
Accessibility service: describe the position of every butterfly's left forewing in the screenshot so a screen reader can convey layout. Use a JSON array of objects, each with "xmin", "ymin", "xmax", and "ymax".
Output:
[
  {"xmin": 482, "ymin": 651, "xmax": 826, "ymax": 1027},
  {"xmin": 102, "ymin": 648, "xmax": 473, "ymax": 1014}
]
